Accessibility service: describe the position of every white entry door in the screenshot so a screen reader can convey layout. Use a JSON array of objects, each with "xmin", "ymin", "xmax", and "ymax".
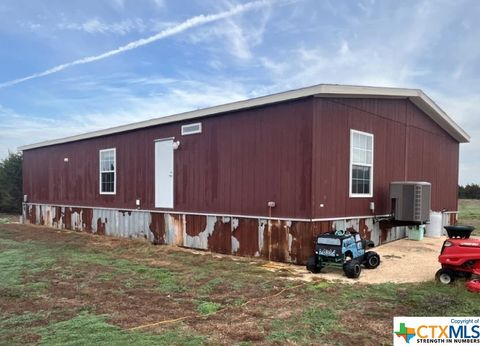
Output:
[{"xmin": 155, "ymin": 139, "xmax": 174, "ymax": 208}]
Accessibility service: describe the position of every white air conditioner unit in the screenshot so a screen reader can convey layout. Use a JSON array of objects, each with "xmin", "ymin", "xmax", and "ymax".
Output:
[{"xmin": 390, "ymin": 181, "xmax": 431, "ymax": 223}]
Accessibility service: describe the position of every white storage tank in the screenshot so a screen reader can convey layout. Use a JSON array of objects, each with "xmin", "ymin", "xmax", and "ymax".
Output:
[{"xmin": 425, "ymin": 212, "xmax": 443, "ymax": 238}]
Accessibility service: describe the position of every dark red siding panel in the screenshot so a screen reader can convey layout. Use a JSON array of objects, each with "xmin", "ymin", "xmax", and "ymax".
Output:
[
  {"xmin": 263, "ymin": 220, "xmax": 290, "ymax": 262},
  {"xmin": 149, "ymin": 213, "xmax": 166, "ymax": 244},
  {"xmin": 232, "ymin": 218, "xmax": 260, "ymax": 257},
  {"xmin": 312, "ymin": 98, "xmax": 459, "ymax": 218},
  {"xmin": 208, "ymin": 218, "xmax": 232, "ymax": 255},
  {"xmin": 23, "ymin": 98, "xmax": 313, "ymax": 219},
  {"xmin": 288, "ymin": 221, "xmax": 315, "ymax": 264},
  {"xmin": 312, "ymin": 99, "xmax": 350, "ymax": 218},
  {"xmin": 23, "ymin": 96, "xmax": 459, "ymax": 221},
  {"xmin": 185, "ymin": 215, "xmax": 207, "ymax": 237}
]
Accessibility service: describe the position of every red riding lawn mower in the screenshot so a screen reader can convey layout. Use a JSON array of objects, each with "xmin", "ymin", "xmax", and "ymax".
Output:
[{"xmin": 436, "ymin": 225, "xmax": 480, "ymax": 292}]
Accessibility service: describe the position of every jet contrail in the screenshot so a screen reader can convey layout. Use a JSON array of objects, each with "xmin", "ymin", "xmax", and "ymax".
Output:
[{"xmin": 0, "ymin": 0, "xmax": 269, "ymax": 89}]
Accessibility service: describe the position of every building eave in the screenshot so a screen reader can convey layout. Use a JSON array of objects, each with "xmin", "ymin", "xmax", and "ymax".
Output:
[{"xmin": 18, "ymin": 84, "xmax": 470, "ymax": 151}]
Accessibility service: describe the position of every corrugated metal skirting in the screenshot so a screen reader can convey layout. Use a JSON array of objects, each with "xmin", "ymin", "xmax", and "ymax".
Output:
[{"xmin": 22, "ymin": 203, "xmax": 452, "ymax": 264}]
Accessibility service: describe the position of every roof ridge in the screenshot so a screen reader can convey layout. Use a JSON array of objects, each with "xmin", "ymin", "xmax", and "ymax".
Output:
[{"xmin": 18, "ymin": 84, "xmax": 469, "ymax": 151}]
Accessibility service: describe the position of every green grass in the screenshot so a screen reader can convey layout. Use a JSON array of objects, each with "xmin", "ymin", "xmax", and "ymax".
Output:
[
  {"xmin": 1, "ymin": 221, "xmax": 480, "ymax": 345},
  {"xmin": 197, "ymin": 301, "xmax": 222, "ymax": 315},
  {"xmin": 0, "ymin": 312, "xmax": 47, "ymax": 345},
  {"xmin": 38, "ymin": 313, "xmax": 206, "ymax": 346},
  {"xmin": 198, "ymin": 277, "xmax": 224, "ymax": 295},
  {"xmin": 268, "ymin": 307, "xmax": 337, "ymax": 343},
  {"xmin": 0, "ymin": 239, "xmax": 55, "ymax": 298},
  {"xmin": 458, "ymin": 199, "xmax": 480, "ymax": 235},
  {"xmin": 34, "ymin": 242, "xmax": 183, "ymax": 293},
  {"xmin": 337, "ymin": 281, "xmax": 480, "ymax": 316},
  {"xmin": 0, "ymin": 213, "xmax": 19, "ymax": 223},
  {"xmin": 458, "ymin": 199, "xmax": 480, "ymax": 219},
  {"xmin": 0, "ymin": 227, "xmax": 269, "ymax": 344},
  {"xmin": 0, "ymin": 235, "xmax": 182, "ymax": 295},
  {"xmin": 397, "ymin": 281, "xmax": 480, "ymax": 316}
]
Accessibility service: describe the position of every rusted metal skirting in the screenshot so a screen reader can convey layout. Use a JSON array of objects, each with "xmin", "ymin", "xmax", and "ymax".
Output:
[{"xmin": 22, "ymin": 203, "xmax": 455, "ymax": 264}]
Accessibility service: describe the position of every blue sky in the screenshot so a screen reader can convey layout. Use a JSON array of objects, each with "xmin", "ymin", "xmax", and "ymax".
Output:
[{"xmin": 0, "ymin": 0, "xmax": 478, "ymax": 184}]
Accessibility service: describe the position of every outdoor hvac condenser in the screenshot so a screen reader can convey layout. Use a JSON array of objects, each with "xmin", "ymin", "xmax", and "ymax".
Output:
[{"xmin": 390, "ymin": 181, "xmax": 431, "ymax": 223}]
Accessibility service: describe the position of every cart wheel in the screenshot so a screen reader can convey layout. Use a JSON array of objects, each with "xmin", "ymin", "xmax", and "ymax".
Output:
[
  {"xmin": 364, "ymin": 251, "xmax": 381, "ymax": 269},
  {"xmin": 435, "ymin": 268, "xmax": 456, "ymax": 284},
  {"xmin": 306, "ymin": 255, "xmax": 321, "ymax": 274},
  {"xmin": 343, "ymin": 260, "xmax": 361, "ymax": 278}
]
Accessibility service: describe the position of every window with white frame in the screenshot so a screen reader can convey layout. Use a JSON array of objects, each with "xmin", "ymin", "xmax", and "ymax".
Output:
[
  {"xmin": 181, "ymin": 122, "xmax": 202, "ymax": 135},
  {"xmin": 99, "ymin": 148, "xmax": 116, "ymax": 194},
  {"xmin": 350, "ymin": 130, "xmax": 373, "ymax": 197}
]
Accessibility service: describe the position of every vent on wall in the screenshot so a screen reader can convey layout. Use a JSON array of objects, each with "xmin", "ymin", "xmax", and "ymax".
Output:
[{"xmin": 181, "ymin": 122, "xmax": 202, "ymax": 135}]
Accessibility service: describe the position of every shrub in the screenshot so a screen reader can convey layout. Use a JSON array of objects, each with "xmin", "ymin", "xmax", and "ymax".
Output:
[{"xmin": 0, "ymin": 152, "xmax": 22, "ymax": 213}]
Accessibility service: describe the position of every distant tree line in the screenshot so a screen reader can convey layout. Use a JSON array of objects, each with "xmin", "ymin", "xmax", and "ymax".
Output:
[
  {"xmin": 459, "ymin": 184, "xmax": 480, "ymax": 199},
  {"xmin": 0, "ymin": 152, "xmax": 23, "ymax": 213}
]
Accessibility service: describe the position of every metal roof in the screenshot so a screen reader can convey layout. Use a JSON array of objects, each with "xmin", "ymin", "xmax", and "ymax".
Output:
[{"xmin": 18, "ymin": 84, "xmax": 470, "ymax": 151}]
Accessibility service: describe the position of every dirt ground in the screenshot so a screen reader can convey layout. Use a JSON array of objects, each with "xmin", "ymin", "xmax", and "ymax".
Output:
[
  {"xmin": 161, "ymin": 235, "xmax": 447, "ymax": 284},
  {"xmin": 262, "ymin": 236, "xmax": 447, "ymax": 284},
  {"xmin": 1, "ymin": 221, "xmax": 479, "ymax": 345},
  {"xmin": 2, "ymin": 216, "xmax": 448, "ymax": 284}
]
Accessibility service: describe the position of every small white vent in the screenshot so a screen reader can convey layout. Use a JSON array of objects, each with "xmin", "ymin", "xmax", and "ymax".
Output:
[{"xmin": 181, "ymin": 122, "xmax": 202, "ymax": 135}]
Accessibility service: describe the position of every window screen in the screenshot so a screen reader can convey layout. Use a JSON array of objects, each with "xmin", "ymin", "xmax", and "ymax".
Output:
[
  {"xmin": 181, "ymin": 123, "xmax": 202, "ymax": 135},
  {"xmin": 99, "ymin": 148, "xmax": 116, "ymax": 194},
  {"xmin": 350, "ymin": 130, "xmax": 373, "ymax": 196}
]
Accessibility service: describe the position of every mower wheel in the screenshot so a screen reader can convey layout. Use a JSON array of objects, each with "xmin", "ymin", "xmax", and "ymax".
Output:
[
  {"xmin": 364, "ymin": 251, "xmax": 381, "ymax": 269},
  {"xmin": 435, "ymin": 268, "xmax": 456, "ymax": 284},
  {"xmin": 343, "ymin": 260, "xmax": 361, "ymax": 278},
  {"xmin": 306, "ymin": 255, "xmax": 321, "ymax": 274}
]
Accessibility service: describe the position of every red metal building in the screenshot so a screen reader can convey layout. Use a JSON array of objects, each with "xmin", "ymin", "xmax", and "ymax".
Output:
[{"xmin": 20, "ymin": 84, "xmax": 470, "ymax": 263}]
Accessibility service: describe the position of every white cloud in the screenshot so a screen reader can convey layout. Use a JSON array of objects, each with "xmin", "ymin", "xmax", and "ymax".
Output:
[
  {"xmin": 427, "ymin": 91, "xmax": 480, "ymax": 185},
  {"xmin": 0, "ymin": 80, "xmax": 250, "ymax": 158},
  {"xmin": 0, "ymin": 0, "xmax": 270, "ymax": 89},
  {"xmin": 251, "ymin": 1, "xmax": 479, "ymax": 185},
  {"xmin": 58, "ymin": 18, "xmax": 147, "ymax": 35},
  {"xmin": 56, "ymin": 17, "xmax": 177, "ymax": 35},
  {"xmin": 223, "ymin": 19, "xmax": 252, "ymax": 60},
  {"xmin": 208, "ymin": 59, "xmax": 225, "ymax": 70},
  {"xmin": 2, "ymin": 0, "xmax": 478, "ymax": 187},
  {"xmin": 18, "ymin": 20, "xmax": 42, "ymax": 31},
  {"xmin": 110, "ymin": 0, "xmax": 126, "ymax": 11},
  {"xmin": 187, "ymin": 0, "xmax": 272, "ymax": 60},
  {"xmin": 259, "ymin": 57, "xmax": 288, "ymax": 75},
  {"xmin": 151, "ymin": 0, "xmax": 165, "ymax": 9},
  {"xmin": 257, "ymin": 1, "xmax": 475, "ymax": 89}
]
